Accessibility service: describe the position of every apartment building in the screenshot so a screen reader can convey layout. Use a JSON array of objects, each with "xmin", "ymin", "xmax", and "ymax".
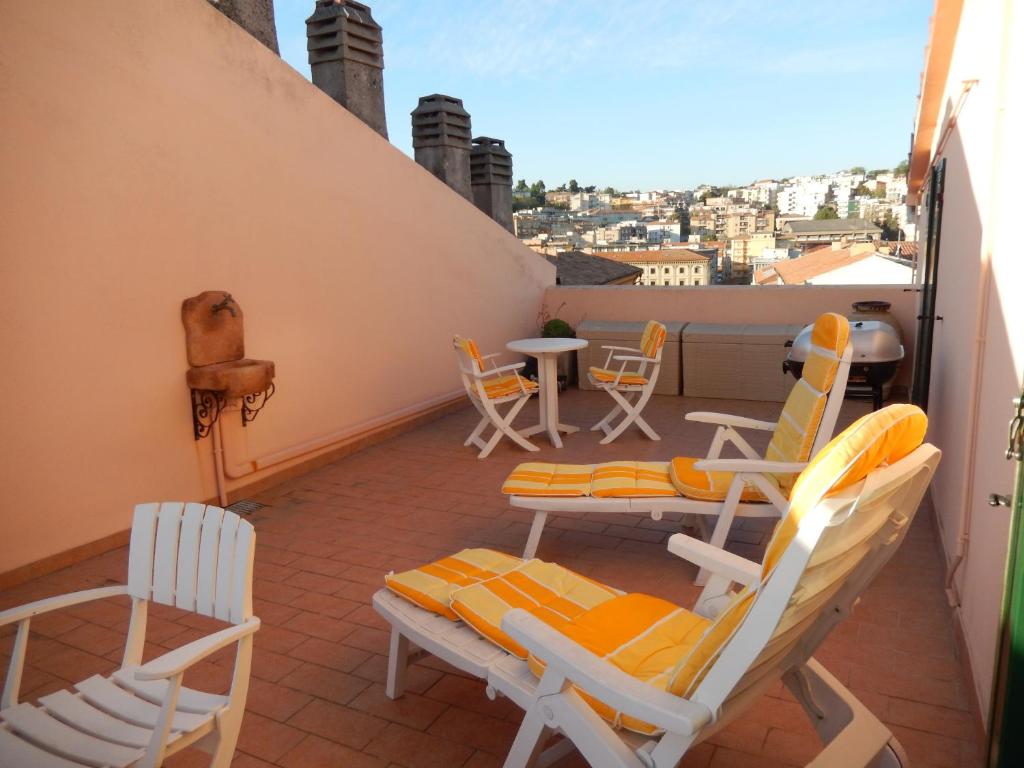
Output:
[{"xmin": 602, "ymin": 248, "xmax": 712, "ymax": 286}]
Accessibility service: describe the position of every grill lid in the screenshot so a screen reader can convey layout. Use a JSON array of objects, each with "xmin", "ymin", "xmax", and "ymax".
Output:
[{"xmin": 788, "ymin": 320, "xmax": 904, "ymax": 363}]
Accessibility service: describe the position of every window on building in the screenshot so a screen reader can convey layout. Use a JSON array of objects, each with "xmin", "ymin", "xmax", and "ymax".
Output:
[
  {"xmin": 648, "ymin": 267, "xmax": 656, "ymax": 274},
  {"xmin": 662, "ymin": 267, "xmax": 670, "ymax": 274},
  {"xmin": 694, "ymin": 266, "xmax": 701, "ymax": 274}
]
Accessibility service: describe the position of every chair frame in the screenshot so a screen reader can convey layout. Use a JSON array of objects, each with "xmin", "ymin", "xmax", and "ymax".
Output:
[
  {"xmin": 514, "ymin": 343, "xmax": 853, "ymax": 583},
  {"xmin": 589, "ymin": 337, "xmax": 664, "ymax": 445},
  {"xmin": 455, "ymin": 337, "xmax": 540, "ymax": 460},
  {"xmin": 0, "ymin": 503, "xmax": 260, "ymax": 768},
  {"xmin": 374, "ymin": 443, "xmax": 940, "ymax": 768}
]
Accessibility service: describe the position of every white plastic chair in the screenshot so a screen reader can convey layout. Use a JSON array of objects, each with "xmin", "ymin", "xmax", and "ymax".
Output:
[
  {"xmin": 0, "ymin": 502, "xmax": 260, "ymax": 768},
  {"xmin": 588, "ymin": 320, "xmax": 667, "ymax": 444},
  {"xmin": 454, "ymin": 335, "xmax": 540, "ymax": 459}
]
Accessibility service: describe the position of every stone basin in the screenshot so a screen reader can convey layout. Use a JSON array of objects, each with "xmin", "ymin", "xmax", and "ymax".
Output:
[{"xmin": 186, "ymin": 359, "xmax": 275, "ymax": 398}]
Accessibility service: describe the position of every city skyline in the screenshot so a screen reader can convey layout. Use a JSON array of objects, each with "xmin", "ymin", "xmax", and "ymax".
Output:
[{"xmin": 273, "ymin": 0, "xmax": 933, "ymax": 189}]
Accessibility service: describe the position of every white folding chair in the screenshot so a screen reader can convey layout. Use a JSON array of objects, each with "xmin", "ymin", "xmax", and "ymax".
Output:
[
  {"xmin": 0, "ymin": 502, "xmax": 260, "ymax": 768},
  {"xmin": 454, "ymin": 335, "xmax": 540, "ymax": 459},
  {"xmin": 588, "ymin": 320, "xmax": 667, "ymax": 444}
]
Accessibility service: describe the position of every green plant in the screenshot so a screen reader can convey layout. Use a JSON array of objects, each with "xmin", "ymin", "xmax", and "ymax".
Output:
[{"xmin": 542, "ymin": 318, "xmax": 575, "ymax": 338}]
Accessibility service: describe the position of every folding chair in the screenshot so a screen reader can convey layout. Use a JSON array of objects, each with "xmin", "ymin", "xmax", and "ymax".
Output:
[
  {"xmin": 454, "ymin": 335, "xmax": 540, "ymax": 459},
  {"xmin": 588, "ymin": 320, "xmax": 667, "ymax": 444}
]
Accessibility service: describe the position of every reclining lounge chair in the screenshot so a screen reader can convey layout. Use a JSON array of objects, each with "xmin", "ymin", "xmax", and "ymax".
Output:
[
  {"xmin": 508, "ymin": 313, "xmax": 853, "ymax": 571},
  {"xmin": 373, "ymin": 404, "xmax": 938, "ymax": 768}
]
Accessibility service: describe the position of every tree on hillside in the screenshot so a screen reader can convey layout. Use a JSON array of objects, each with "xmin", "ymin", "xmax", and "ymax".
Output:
[
  {"xmin": 514, "ymin": 179, "xmax": 529, "ymax": 194},
  {"xmin": 603, "ymin": 186, "xmax": 616, "ymax": 195},
  {"xmin": 530, "ymin": 180, "xmax": 546, "ymax": 198},
  {"xmin": 868, "ymin": 168, "xmax": 889, "ymax": 177},
  {"xmin": 814, "ymin": 205, "xmax": 840, "ymax": 220},
  {"xmin": 854, "ymin": 183, "xmax": 872, "ymax": 196},
  {"xmin": 894, "ymin": 159, "xmax": 909, "ymax": 176},
  {"xmin": 568, "ymin": 179, "xmax": 580, "ymax": 193},
  {"xmin": 583, "ymin": 185, "xmax": 596, "ymax": 193},
  {"xmin": 849, "ymin": 166, "xmax": 866, "ymax": 175},
  {"xmin": 875, "ymin": 209, "xmax": 904, "ymax": 241}
]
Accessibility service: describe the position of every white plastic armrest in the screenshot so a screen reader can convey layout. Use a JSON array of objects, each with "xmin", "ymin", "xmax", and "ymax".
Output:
[
  {"xmin": 611, "ymin": 355, "xmax": 655, "ymax": 363},
  {"xmin": 0, "ymin": 585, "xmax": 129, "ymax": 627},
  {"xmin": 600, "ymin": 345, "xmax": 642, "ymax": 353},
  {"xmin": 685, "ymin": 412, "xmax": 777, "ymax": 431},
  {"xmin": 134, "ymin": 618, "xmax": 261, "ymax": 681},
  {"xmin": 502, "ymin": 610, "xmax": 711, "ymax": 736},
  {"xmin": 477, "ymin": 362, "xmax": 526, "ymax": 378},
  {"xmin": 480, "ymin": 352, "xmax": 503, "ymax": 360},
  {"xmin": 667, "ymin": 533, "xmax": 760, "ymax": 586},
  {"xmin": 693, "ymin": 458, "xmax": 806, "ymax": 475}
]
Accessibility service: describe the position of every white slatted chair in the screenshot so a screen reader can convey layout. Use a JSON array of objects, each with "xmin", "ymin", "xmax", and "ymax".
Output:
[
  {"xmin": 454, "ymin": 335, "xmax": 540, "ymax": 459},
  {"xmin": 374, "ymin": 404, "xmax": 938, "ymax": 768},
  {"xmin": 588, "ymin": 320, "xmax": 667, "ymax": 444},
  {"xmin": 0, "ymin": 503, "xmax": 260, "ymax": 768}
]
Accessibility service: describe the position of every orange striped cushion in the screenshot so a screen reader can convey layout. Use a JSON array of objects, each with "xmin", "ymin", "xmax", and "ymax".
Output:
[
  {"xmin": 589, "ymin": 367, "xmax": 649, "ymax": 386},
  {"xmin": 502, "ymin": 464, "xmax": 594, "ymax": 496},
  {"xmin": 482, "ymin": 374, "xmax": 537, "ymax": 399},
  {"xmin": 384, "ymin": 548, "xmax": 524, "ymax": 620},
  {"xmin": 590, "ymin": 462, "xmax": 678, "ymax": 498},
  {"xmin": 449, "ymin": 560, "xmax": 621, "ymax": 658},
  {"xmin": 668, "ymin": 456, "xmax": 774, "ymax": 502}
]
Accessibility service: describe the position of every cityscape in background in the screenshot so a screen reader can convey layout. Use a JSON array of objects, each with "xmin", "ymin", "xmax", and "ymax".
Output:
[{"xmin": 513, "ymin": 165, "xmax": 913, "ymax": 287}]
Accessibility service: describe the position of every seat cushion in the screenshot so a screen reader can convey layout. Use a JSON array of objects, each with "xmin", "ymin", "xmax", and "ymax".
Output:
[
  {"xmin": 384, "ymin": 548, "xmax": 524, "ymax": 620},
  {"xmin": 527, "ymin": 593, "xmax": 711, "ymax": 735},
  {"xmin": 482, "ymin": 374, "xmax": 538, "ymax": 399},
  {"xmin": 449, "ymin": 560, "xmax": 622, "ymax": 658},
  {"xmin": 588, "ymin": 367, "xmax": 648, "ymax": 386},
  {"xmin": 591, "ymin": 462, "xmax": 678, "ymax": 498},
  {"xmin": 501, "ymin": 463, "xmax": 594, "ymax": 496},
  {"xmin": 668, "ymin": 456, "xmax": 775, "ymax": 502}
]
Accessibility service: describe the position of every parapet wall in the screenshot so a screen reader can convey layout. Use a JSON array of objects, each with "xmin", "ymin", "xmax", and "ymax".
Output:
[{"xmin": 0, "ymin": 0, "xmax": 553, "ymax": 574}]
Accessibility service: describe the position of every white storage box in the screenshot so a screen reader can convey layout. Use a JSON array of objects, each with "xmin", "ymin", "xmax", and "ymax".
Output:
[
  {"xmin": 577, "ymin": 320, "xmax": 686, "ymax": 395},
  {"xmin": 682, "ymin": 323, "xmax": 804, "ymax": 402}
]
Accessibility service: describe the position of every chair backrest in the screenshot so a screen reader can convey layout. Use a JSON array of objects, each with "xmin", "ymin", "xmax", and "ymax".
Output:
[
  {"xmin": 127, "ymin": 502, "xmax": 255, "ymax": 624},
  {"xmin": 640, "ymin": 321, "xmax": 667, "ymax": 361},
  {"xmin": 668, "ymin": 405, "xmax": 936, "ymax": 721},
  {"xmin": 453, "ymin": 335, "xmax": 484, "ymax": 374},
  {"xmin": 763, "ymin": 313, "xmax": 852, "ymax": 491}
]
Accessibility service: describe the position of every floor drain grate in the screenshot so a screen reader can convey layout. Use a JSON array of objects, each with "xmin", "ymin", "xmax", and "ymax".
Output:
[{"xmin": 226, "ymin": 499, "xmax": 267, "ymax": 515}]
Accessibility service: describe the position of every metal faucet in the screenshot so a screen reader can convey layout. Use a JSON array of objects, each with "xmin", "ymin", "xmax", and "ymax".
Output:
[{"xmin": 211, "ymin": 293, "xmax": 236, "ymax": 317}]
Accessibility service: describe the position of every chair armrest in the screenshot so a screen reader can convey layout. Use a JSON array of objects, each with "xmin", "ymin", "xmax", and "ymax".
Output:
[
  {"xmin": 476, "ymin": 362, "xmax": 526, "ymax": 378},
  {"xmin": 693, "ymin": 458, "xmax": 806, "ymax": 474},
  {"xmin": 134, "ymin": 618, "xmax": 261, "ymax": 681},
  {"xmin": 600, "ymin": 345, "xmax": 642, "ymax": 353},
  {"xmin": 685, "ymin": 412, "xmax": 777, "ymax": 431},
  {"xmin": 501, "ymin": 610, "xmax": 712, "ymax": 736},
  {"xmin": 610, "ymin": 355, "xmax": 655, "ymax": 364},
  {"xmin": 0, "ymin": 585, "xmax": 129, "ymax": 627},
  {"xmin": 667, "ymin": 534, "xmax": 760, "ymax": 586}
]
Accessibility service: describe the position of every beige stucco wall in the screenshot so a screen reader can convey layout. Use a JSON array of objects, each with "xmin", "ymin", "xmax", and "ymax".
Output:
[
  {"xmin": 0, "ymin": 0, "xmax": 554, "ymax": 573},
  {"xmin": 545, "ymin": 284, "xmax": 917, "ymax": 388},
  {"xmin": 920, "ymin": 0, "xmax": 1023, "ymax": 720}
]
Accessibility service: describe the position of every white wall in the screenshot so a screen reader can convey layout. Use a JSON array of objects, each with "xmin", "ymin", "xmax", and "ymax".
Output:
[
  {"xmin": 922, "ymin": 0, "xmax": 1024, "ymax": 719},
  {"xmin": 809, "ymin": 256, "xmax": 913, "ymax": 285}
]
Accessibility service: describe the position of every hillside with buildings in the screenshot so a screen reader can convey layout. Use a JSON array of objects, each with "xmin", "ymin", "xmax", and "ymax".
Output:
[{"xmin": 513, "ymin": 167, "xmax": 913, "ymax": 285}]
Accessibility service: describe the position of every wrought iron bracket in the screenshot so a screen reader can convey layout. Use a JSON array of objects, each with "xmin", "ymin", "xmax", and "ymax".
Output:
[
  {"xmin": 191, "ymin": 389, "xmax": 226, "ymax": 440},
  {"xmin": 242, "ymin": 383, "xmax": 275, "ymax": 427}
]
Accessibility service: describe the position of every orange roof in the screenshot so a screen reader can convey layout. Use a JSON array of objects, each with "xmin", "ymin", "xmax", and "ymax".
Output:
[{"xmin": 753, "ymin": 247, "xmax": 873, "ymax": 285}]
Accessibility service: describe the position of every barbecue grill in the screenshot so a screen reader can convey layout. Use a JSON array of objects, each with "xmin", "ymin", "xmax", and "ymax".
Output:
[{"xmin": 784, "ymin": 319, "xmax": 904, "ymax": 410}]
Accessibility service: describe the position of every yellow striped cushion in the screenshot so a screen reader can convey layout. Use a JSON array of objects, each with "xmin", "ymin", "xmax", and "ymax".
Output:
[
  {"xmin": 449, "ymin": 560, "xmax": 621, "ymax": 658},
  {"xmin": 640, "ymin": 321, "xmax": 667, "ymax": 359},
  {"xmin": 482, "ymin": 374, "xmax": 537, "ymax": 399},
  {"xmin": 762, "ymin": 313, "xmax": 849, "ymax": 490},
  {"xmin": 589, "ymin": 367, "xmax": 649, "ymax": 386},
  {"xmin": 384, "ymin": 548, "xmax": 523, "ymax": 620},
  {"xmin": 668, "ymin": 456, "xmax": 775, "ymax": 502},
  {"xmin": 502, "ymin": 463, "xmax": 594, "ymax": 496},
  {"xmin": 591, "ymin": 462, "xmax": 678, "ymax": 498},
  {"xmin": 458, "ymin": 337, "xmax": 485, "ymax": 371},
  {"xmin": 528, "ymin": 593, "xmax": 710, "ymax": 735}
]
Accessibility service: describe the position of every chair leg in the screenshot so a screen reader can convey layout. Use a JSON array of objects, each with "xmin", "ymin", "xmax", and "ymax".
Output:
[
  {"xmin": 478, "ymin": 397, "xmax": 538, "ymax": 458},
  {"xmin": 504, "ymin": 705, "xmax": 552, "ymax": 768},
  {"xmin": 598, "ymin": 390, "xmax": 641, "ymax": 445},
  {"xmin": 386, "ymin": 628, "xmax": 410, "ymax": 699},
  {"xmin": 522, "ymin": 511, "xmax": 548, "ymax": 559},
  {"xmin": 591, "ymin": 398, "xmax": 622, "ymax": 432},
  {"xmin": 695, "ymin": 481, "xmax": 744, "ymax": 586},
  {"xmin": 465, "ymin": 415, "xmax": 489, "ymax": 447}
]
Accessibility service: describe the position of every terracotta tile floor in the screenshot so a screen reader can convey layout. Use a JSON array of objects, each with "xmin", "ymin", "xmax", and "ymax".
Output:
[{"xmin": 1, "ymin": 390, "xmax": 984, "ymax": 767}]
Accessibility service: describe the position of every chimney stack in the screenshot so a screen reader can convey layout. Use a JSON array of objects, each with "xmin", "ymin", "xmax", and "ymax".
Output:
[
  {"xmin": 470, "ymin": 137, "xmax": 514, "ymax": 232},
  {"xmin": 306, "ymin": 0, "xmax": 388, "ymax": 138},
  {"xmin": 411, "ymin": 95, "xmax": 473, "ymax": 200},
  {"xmin": 209, "ymin": 0, "xmax": 280, "ymax": 53}
]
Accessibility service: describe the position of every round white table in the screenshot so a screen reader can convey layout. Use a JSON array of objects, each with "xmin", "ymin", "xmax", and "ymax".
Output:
[{"xmin": 507, "ymin": 337, "xmax": 589, "ymax": 448}]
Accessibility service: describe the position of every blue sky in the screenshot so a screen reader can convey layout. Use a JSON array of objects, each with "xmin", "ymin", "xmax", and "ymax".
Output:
[{"xmin": 273, "ymin": 0, "xmax": 932, "ymax": 190}]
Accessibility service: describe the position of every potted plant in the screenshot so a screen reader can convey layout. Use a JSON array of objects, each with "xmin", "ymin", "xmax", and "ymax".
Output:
[{"xmin": 537, "ymin": 306, "xmax": 576, "ymax": 390}]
